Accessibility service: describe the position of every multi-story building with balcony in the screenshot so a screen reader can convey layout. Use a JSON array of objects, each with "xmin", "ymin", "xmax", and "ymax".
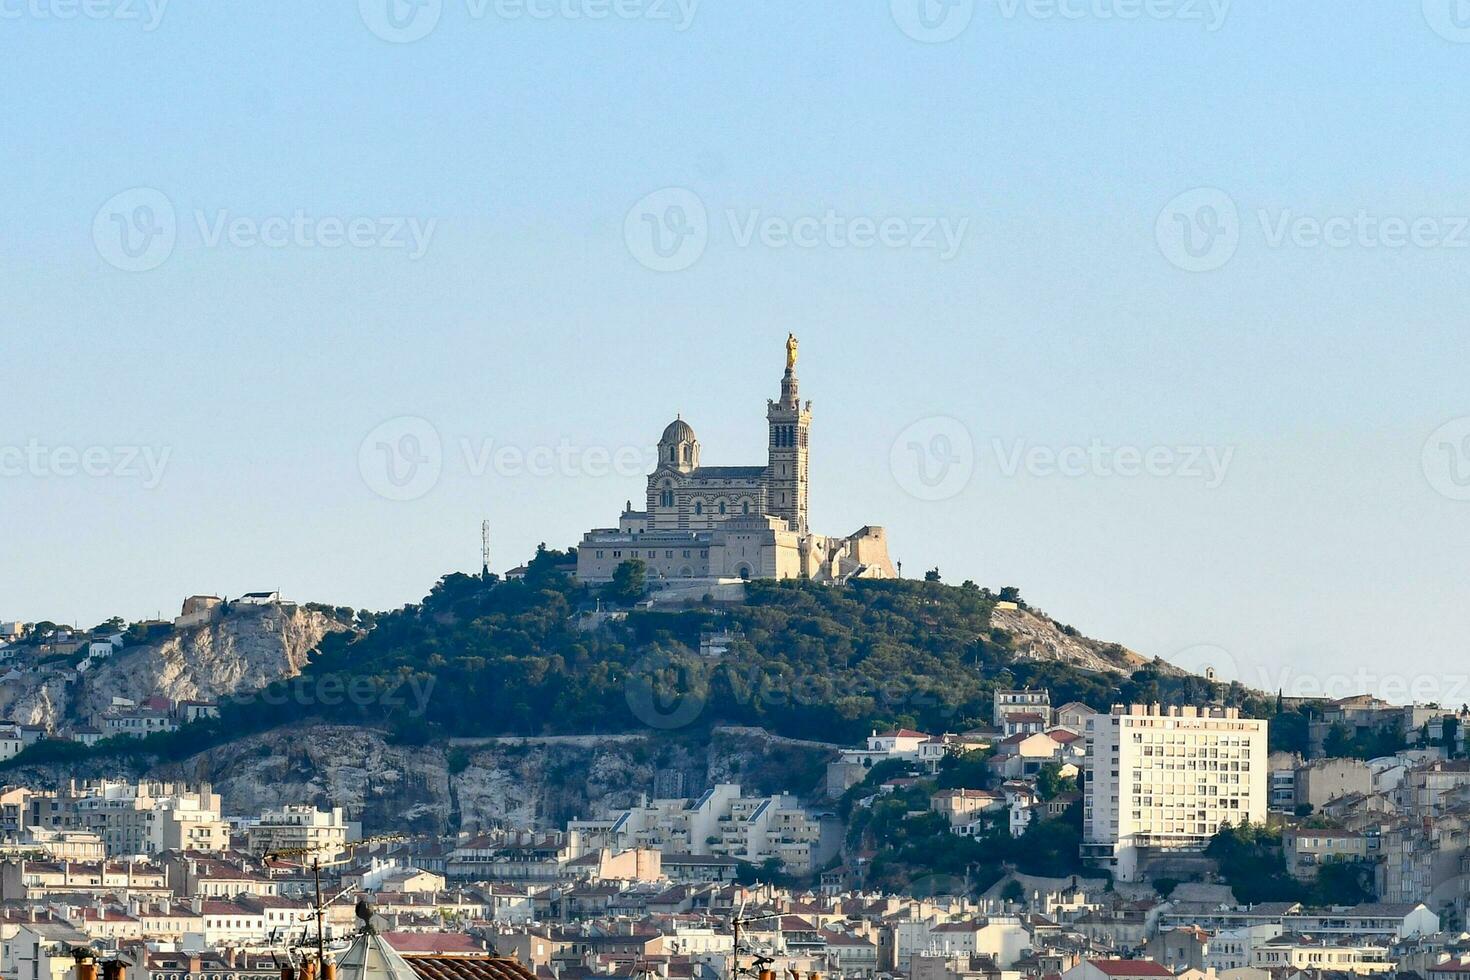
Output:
[{"xmin": 1082, "ymin": 704, "xmax": 1267, "ymax": 881}]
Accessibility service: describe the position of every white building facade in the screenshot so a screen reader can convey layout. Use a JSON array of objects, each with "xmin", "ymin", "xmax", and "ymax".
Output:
[{"xmin": 1082, "ymin": 704, "xmax": 1268, "ymax": 881}]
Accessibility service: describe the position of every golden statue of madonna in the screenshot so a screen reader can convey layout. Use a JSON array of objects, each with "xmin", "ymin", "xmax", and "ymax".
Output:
[{"xmin": 786, "ymin": 333, "xmax": 799, "ymax": 371}]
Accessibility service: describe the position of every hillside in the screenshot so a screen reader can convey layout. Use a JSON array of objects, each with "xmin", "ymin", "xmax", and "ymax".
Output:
[
  {"xmin": 4, "ymin": 724, "xmax": 833, "ymax": 836},
  {"xmin": 7, "ymin": 550, "xmax": 1268, "ymax": 773}
]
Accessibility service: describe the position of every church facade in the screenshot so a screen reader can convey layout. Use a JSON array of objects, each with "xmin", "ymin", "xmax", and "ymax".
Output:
[{"xmin": 576, "ymin": 337, "xmax": 896, "ymax": 586}]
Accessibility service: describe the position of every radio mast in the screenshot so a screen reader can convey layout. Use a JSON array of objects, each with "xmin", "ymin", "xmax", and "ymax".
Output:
[{"xmin": 481, "ymin": 520, "xmax": 491, "ymax": 579}]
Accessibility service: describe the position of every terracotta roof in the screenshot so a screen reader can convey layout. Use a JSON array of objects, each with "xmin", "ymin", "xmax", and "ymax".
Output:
[
  {"xmin": 1087, "ymin": 960, "xmax": 1175, "ymax": 977},
  {"xmin": 381, "ymin": 933, "xmax": 486, "ymax": 955},
  {"xmin": 405, "ymin": 956, "xmax": 537, "ymax": 980}
]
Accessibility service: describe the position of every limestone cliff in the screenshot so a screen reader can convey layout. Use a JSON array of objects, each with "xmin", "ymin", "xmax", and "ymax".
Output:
[
  {"xmin": 990, "ymin": 604, "xmax": 1181, "ymax": 676},
  {"xmin": 0, "ymin": 604, "xmax": 347, "ymax": 730},
  {"xmin": 6, "ymin": 724, "xmax": 838, "ymax": 837}
]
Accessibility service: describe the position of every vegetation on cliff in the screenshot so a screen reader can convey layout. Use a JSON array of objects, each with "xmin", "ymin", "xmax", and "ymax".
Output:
[{"xmin": 4, "ymin": 547, "xmax": 1281, "ymax": 767}]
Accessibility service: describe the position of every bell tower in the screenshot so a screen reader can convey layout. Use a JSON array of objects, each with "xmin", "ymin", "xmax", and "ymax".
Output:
[{"xmin": 766, "ymin": 334, "xmax": 811, "ymax": 535}]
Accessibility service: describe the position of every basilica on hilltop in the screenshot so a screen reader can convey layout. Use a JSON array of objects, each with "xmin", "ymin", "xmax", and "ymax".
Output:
[{"xmin": 576, "ymin": 336, "xmax": 896, "ymax": 585}]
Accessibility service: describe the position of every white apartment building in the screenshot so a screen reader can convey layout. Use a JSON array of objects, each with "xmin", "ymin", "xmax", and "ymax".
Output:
[
  {"xmin": 1083, "ymin": 704, "xmax": 1268, "ymax": 881},
  {"xmin": 994, "ymin": 689, "xmax": 1053, "ymax": 729},
  {"xmin": 49, "ymin": 781, "xmax": 227, "ymax": 857},
  {"xmin": 0, "ymin": 728, "xmax": 22, "ymax": 764},
  {"xmin": 571, "ymin": 783, "xmax": 821, "ymax": 873},
  {"xmin": 244, "ymin": 805, "xmax": 349, "ymax": 861}
]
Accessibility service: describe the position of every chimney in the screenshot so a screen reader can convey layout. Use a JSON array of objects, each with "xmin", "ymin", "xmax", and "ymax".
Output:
[
  {"xmin": 74, "ymin": 952, "xmax": 98, "ymax": 980},
  {"xmin": 102, "ymin": 961, "xmax": 126, "ymax": 980},
  {"xmin": 187, "ymin": 958, "xmax": 201, "ymax": 978}
]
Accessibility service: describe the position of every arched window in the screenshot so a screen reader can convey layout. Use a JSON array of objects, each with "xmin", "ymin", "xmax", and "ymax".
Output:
[
  {"xmin": 718, "ymin": 501, "xmax": 727, "ymax": 515},
  {"xmin": 742, "ymin": 500, "xmax": 750, "ymax": 514},
  {"xmin": 695, "ymin": 501, "xmax": 703, "ymax": 515},
  {"xmin": 660, "ymin": 489, "xmax": 674, "ymax": 508},
  {"xmin": 682, "ymin": 444, "xmax": 691, "ymax": 463}
]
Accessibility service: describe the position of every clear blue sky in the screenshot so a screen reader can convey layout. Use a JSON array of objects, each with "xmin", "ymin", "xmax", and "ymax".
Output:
[{"xmin": 4, "ymin": 1, "xmax": 1470, "ymax": 703}]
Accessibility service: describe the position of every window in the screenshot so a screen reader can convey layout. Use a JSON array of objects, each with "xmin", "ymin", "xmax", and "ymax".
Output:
[{"xmin": 695, "ymin": 502, "xmax": 703, "ymax": 515}]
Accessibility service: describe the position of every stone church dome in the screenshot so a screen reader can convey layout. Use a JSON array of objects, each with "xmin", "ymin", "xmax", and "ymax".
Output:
[{"xmin": 661, "ymin": 417, "xmax": 696, "ymax": 443}]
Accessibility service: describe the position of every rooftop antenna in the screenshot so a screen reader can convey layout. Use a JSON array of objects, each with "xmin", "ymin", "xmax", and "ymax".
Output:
[{"xmin": 481, "ymin": 520, "xmax": 492, "ymax": 579}]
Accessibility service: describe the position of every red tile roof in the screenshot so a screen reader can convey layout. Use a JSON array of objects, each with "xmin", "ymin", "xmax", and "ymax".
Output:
[{"xmin": 1088, "ymin": 960, "xmax": 1175, "ymax": 977}]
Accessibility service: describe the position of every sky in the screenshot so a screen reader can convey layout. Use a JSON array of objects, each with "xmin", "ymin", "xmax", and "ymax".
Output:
[{"xmin": 3, "ymin": 0, "xmax": 1470, "ymax": 704}]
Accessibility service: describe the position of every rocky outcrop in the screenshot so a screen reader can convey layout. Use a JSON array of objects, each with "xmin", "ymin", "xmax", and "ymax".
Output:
[
  {"xmin": 990, "ymin": 605, "xmax": 1179, "ymax": 676},
  {"xmin": 7, "ymin": 724, "xmax": 838, "ymax": 836},
  {"xmin": 74, "ymin": 605, "xmax": 346, "ymax": 719},
  {"xmin": 0, "ymin": 604, "xmax": 347, "ymax": 731}
]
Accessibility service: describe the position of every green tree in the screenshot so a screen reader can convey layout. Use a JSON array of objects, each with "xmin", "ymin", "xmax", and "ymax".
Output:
[{"xmin": 607, "ymin": 559, "xmax": 648, "ymax": 605}]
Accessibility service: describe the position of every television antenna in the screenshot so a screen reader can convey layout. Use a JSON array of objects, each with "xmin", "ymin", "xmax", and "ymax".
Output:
[{"xmin": 264, "ymin": 833, "xmax": 405, "ymax": 970}]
